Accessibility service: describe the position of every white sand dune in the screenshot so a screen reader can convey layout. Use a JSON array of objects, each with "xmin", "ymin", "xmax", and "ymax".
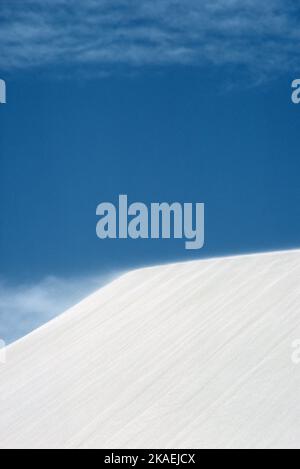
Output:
[{"xmin": 0, "ymin": 250, "xmax": 300, "ymax": 449}]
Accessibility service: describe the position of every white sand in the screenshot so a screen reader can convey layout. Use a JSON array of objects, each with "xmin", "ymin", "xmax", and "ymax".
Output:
[{"xmin": 0, "ymin": 250, "xmax": 300, "ymax": 449}]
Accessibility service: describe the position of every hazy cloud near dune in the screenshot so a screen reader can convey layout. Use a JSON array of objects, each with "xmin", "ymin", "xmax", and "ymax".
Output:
[
  {"xmin": 0, "ymin": 273, "xmax": 114, "ymax": 344},
  {"xmin": 0, "ymin": 0, "xmax": 299, "ymax": 77}
]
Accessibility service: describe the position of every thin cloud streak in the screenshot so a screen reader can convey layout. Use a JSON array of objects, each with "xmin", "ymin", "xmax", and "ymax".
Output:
[
  {"xmin": 0, "ymin": 0, "xmax": 299, "ymax": 76},
  {"xmin": 0, "ymin": 273, "xmax": 115, "ymax": 344}
]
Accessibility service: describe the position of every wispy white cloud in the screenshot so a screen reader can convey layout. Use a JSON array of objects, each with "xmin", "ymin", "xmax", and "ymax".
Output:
[
  {"xmin": 0, "ymin": 0, "xmax": 299, "ymax": 76},
  {"xmin": 0, "ymin": 273, "xmax": 114, "ymax": 344}
]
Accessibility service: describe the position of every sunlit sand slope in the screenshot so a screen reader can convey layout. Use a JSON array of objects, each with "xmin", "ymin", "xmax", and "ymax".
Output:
[{"xmin": 0, "ymin": 250, "xmax": 299, "ymax": 449}]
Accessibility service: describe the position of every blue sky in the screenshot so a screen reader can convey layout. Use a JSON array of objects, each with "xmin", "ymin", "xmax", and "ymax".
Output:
[{"xmin": 0, "ymin": 0, "xmax": 300, "ymax": 343}]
